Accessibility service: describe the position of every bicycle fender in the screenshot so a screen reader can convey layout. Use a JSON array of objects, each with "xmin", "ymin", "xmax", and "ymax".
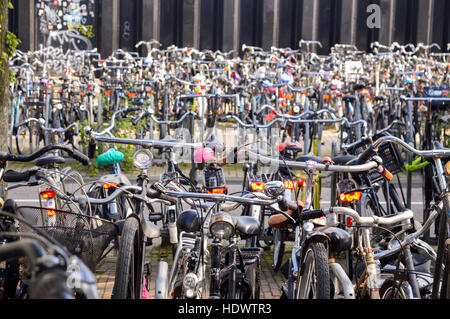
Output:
[{"xmin": 304, "ymin": 231, "xmax": 330, "ymax": 246}]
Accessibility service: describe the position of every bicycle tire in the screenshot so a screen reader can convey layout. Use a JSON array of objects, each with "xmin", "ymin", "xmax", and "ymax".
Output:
[
  {"xmin": 295, "ymin": 241, "xmax": 330, "ymax": 299},
  {"xmin": 272, "ymin": 228, "xmax": 285, "ymax": 271},
  {"xmin": 112, "ymin": 217, "xmax": 143, "ymax": 299},
  {"xmin": 379, "ymin": 279, "xmax": 409, "ymax": 299},
  {"xmin": 15, "ymin": 107, "xmax": 28, "ymax": 155}
]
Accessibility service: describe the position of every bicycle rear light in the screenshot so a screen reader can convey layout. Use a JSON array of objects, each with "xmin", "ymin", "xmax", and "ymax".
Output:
[
  {"xmin": 339, "ymin": 191, "xmax": 362, "ymax": 203},
  {"xmin": 207, "ymin": 187, "xmax": 227, "ymax": 194},
  {"xmin": 283, "ymin": 180, "xmax": 298, "ymax": 190},
  {"xmin": 46, "ymin": 209, "xmax": 56, "ymax": 217},
  {"xmin": 346, "ymin": 217, "xmax": 353, "ymax": 227},
  {"xmin": 40, "ymin": 190, "xmax": 56, "ymax": 199},
  {"xmin": 103, "ymin": 182, "xmax": 118, "ymax": 190},
  {"xmin": 298, "ymin": 178, "xmax": 307, "ymax": 188},
  {"xmin": 250, "ymin": 182, "xmax": 265, "ymax": 192}
]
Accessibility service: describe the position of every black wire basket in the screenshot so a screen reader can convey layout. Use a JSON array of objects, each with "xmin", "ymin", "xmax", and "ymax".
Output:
[
  {"xmin": 16, "ymin": 207, "xmax": 118, "ymax": 272},
  {"xmin": 350, "ymin": 133, "xmax": 404, "ymax": 183}
]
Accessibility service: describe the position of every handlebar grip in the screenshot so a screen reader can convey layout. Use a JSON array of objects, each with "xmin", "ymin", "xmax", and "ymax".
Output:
[
  {"xmin": 298, "ymin": 210, "xmax": 326, "ymax": 222},
  {"xmin": 279, "ymin": 199, "xmax": 303, "ymax": 213},
  {"xmin": 88, "ymin": 138, "xmax": 97, "ymax": 159},
  {"xmin": 3, "ymin": 170, "xmax": 33, "ymax": 183},
  {"xmin": 379, "ymin": 167, "xmax": 394, "ymax": 182},
  {"xmin": 70, "ymin": 149, "xmax": 90, "ymax": 166},
  {"xmin": 356, "ymin": 145, "xmax": 376, "ymax": 165},
  {"xmin": 123, "ymin": 107, "xmax": 142, "ymax": 115},
  {"xmin": 147, "ymin": 188, "xmax": 178, "ymax": 205}
]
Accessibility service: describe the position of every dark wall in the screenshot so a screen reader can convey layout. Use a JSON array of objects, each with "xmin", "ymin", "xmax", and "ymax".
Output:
[{"xmin": 9, "ymin": 0, "xmax": 450, "ymax": 56}]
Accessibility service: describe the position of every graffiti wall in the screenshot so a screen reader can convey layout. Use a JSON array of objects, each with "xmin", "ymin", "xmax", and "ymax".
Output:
[{"xmin": 36, "ymin": 0, "xmax": 98, "ymax": 51}]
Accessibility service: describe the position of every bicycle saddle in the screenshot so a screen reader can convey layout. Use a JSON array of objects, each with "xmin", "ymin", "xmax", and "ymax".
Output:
[
  {"xmin": 332, "ymin": 154, "xmax": 357, "ymax": 165},
  {"xmin": 36, "ymin": 156, "xmax": 66, "ymax": 167},
  {"xmin": 433, "ymin": 141, "xmax": 450, "ymax": 152},
  {"xmin": 96, "ymin": 148, "xmax": 124, "ymax": 167},
  {"xmin": 277, "ymin": 142, "xmax": 303, "ymax": 154},
  {"xmin": 232, "ymin": 216, "xmax": 260, "ymax": 237},
  {"xmin": 433, "ymin": 141, "xmax": 450, "ymax": 161}
]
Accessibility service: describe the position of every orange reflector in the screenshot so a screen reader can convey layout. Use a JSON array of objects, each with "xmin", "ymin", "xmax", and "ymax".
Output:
[
  {"xmin": 324, "ymin": 94, "xmax": 330, "ymax": 101},
  {"xmin": 40, "ymin": 190, "xmax": 56, "ymax": 199},
  {"xmin": 128, "ymin": 92, "xmax": 136, "ymax": 98},
  {"xmin": 105, "ymin": 90, "xmax": 111, "ymax": 96},
  {"xmin": 103, "ymin": 182, "xmax": 118, "ymax": 190},
  {"xmin": 283, "ymin": 180, "xmax": 298, "ymax": 190},
  {"xmin": 250, "ymin": 182, "xmax": 265, "ymax": 192},
  {"xmin": 339, "ymin": 191, "xmax": 362, "ymax": 203},
  {"xmin": 366, "ymin": 97, "xmax": 371, "ymax": 102}
]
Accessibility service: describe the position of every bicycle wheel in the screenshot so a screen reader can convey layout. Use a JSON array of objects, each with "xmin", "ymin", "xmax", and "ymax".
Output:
[
  {"xmin": 15, "ymin": 107, "xmax": 28, "ymax": 155},
  {"xmin": 295, "ymin": 241, "xmax": 330, "ymax": 299},
  {"xmin": 112, "ymin": 217, "xmax": 143, "ymax": 299},
  {"xmin": 272, "ymin": 228, "xmax": 285, "ymax": 271},
  {"xmin": 380, "ymin": 279, "xmax": 409, "ymax": 299}
]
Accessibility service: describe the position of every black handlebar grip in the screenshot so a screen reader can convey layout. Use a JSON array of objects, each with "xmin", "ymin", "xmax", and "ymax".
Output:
[
  {"xmin": 356, "ymin": 145, "xmax": 376, "ymax": 165},
  {"xmin": 3, "ymin": 170, "xmax": 32, "ymax": 183},
  {"xmin": 298, "ymin": 210, "xmax": 326, "ymax": 222},
  {"xmin": 146, "ymin": 188, "xmax": 177, "ymax": 205},
  {"xmin": 70, "ymin": 149, "xmax": 90, "ymax": 166},
  {"xmin": 123, "ymin": 107, "xmax": 142, "ymax": 115},
  {"xmin": 88, "ymin": 138, "xmax": 97, "ymax": 159},
  {"xmin": 278, "ymin": 199, "xmax": 301, "ymax": 212}
]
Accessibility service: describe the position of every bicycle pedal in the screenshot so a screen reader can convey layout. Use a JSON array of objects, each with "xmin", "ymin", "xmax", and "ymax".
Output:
[{"xmin": 239, "ymin": 247, "xmax": 263, "ymax": 260}]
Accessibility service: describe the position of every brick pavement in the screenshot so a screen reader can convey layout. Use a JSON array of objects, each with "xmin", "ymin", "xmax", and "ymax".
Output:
[{"xmin": 95, "ymin": 243, "xmax": 290, "ymax": 299}]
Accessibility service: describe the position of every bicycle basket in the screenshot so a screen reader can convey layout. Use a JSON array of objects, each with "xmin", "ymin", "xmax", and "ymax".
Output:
[
  {"xmin": 360, "ymin": 142, "xmax": 404, "ymax": 183},
  {"xmin": 16, "ymin": 207, "xmax": 118, "ymax": 272}
]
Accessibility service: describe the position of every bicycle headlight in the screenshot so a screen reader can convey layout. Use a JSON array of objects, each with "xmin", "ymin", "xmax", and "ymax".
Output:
[
  {"xmin": 183, "ymin": 273, "xmax": 198, "ymax": 299},
  {"xmin": 210, "ymin": 213, "xmax": 235, "ymax": 240},
  {"xmin": 133, "ymin": 149, "xmax": 154, "ymax": 170}
]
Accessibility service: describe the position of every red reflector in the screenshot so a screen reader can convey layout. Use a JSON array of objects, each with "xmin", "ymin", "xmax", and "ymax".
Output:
[
  {"xmin": 346, "ymin": 217, "xmax": 353, "ymax": 227},
  {"xmin": 298, "ymin": 179, "xmax": 307, "ymax": 188},
  {"xmin": 250, "ymin": 182, "xmax": 265, "ymax": 192},
  {"xmin": 40, "ymin": 190, "xmax": 56, "ymax": 199}
]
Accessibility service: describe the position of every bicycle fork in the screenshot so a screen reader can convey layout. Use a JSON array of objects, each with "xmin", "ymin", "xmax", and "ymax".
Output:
[{"xmin": 361, "ymin": 228, "xmax": 381, "ymax": 299}]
